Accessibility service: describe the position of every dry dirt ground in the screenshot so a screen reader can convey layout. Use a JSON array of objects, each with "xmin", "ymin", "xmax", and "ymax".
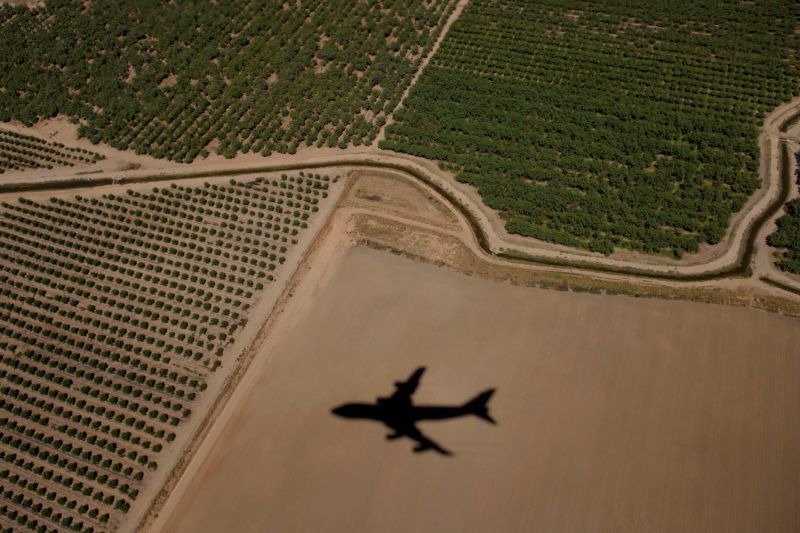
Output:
[
  {"xmin": 157, "ymin": 245, "xmax": 800, "ymax": 533},
  {"xmin": 150, "ymin": 172, "xmax": 800, "ymax": 533}
]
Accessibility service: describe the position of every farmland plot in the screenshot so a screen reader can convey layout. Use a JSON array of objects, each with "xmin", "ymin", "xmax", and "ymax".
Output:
[
  {"xmin": 0, "ymin": 0, "xmax": 457, "ymax": 162},
  {"xmin": 383, "ymin": 0, "xmax": 800, "ymax": 256},
  {"xmin": 0, "ymin": 172, "xmax": 335, "ymax": 532},
  {"xmin": 160, "ymin": 247, "xmax": 800, "ymax": 533},
  {"xmin": 0, "ymin": 129, "xmax": 104, "ymax": 174}
]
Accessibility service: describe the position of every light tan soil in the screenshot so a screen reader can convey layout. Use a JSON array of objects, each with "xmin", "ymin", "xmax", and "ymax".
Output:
[
  {"xmin": 343, "ymin": 169, "xmax": 458, "ymax": 228},
  {"xmin": 158, "ymin": 245, "xmax": 800, "ymax": 533},
  {"xmin": 139, "ymin": 163, "xmax": 798, "ymax": 531}
]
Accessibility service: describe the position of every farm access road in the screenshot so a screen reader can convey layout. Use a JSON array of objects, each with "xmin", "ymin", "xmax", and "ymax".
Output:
[{"xmin": 1, "ymin": 94, "xmax": 799, "ymax": 295}]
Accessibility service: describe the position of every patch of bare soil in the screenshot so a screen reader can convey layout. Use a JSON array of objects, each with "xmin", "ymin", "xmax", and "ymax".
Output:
[
  {"xmin": 349, "ymin": 213, "xmax": 800, "ymax": 317},
  {"xmin": 344, "ymin": 169, "xmax": 458, "ymax": 228},
  {"xmin": 158, "ymin": 245, "xmax": 800, "ymax": 533}
]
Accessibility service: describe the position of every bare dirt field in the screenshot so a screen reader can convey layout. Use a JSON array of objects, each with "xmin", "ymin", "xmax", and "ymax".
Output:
[{"xmin": 158, "ymin": 246, "xmax": 800, "ymax": 533}]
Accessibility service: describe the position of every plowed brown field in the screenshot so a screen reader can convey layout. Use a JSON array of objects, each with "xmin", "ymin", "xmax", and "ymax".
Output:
[{"xmin": 160, "ymin": 247, "xmax": 800, "ymax": 533}]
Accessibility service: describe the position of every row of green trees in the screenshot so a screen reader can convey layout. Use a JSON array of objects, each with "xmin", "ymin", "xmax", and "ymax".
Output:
[
  {"xmin": 383, "ymin": 0, "xmax": 800, "ymax": 257},
  {"xmin": 0, "ymin": 129, "xmax": 103, "ymax": 173},
  {"xmin": 0, "ymin": 173, "xmax": 334, "ymax": 529},
  {"xmin": 0, "ymin": 0, "xmax": 457, "ymax": 162},
  {"xmin": 768, "ymin": 153, "xmax": 800, "ymax": 273}
]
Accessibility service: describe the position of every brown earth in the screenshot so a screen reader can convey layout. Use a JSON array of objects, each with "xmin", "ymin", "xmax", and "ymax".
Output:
[
  {"xmin": 158, "ymin": 245, "xmax": 800, "ymax": 533},
  {"xmin": 344, "ymin": 169, "xmax": 458, "ymax": 228}
]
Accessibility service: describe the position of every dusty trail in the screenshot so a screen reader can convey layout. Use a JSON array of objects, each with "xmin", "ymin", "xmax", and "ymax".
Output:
[{"xmin": 373, "ymin": 0, "xmax": 470, "ymax": 145}]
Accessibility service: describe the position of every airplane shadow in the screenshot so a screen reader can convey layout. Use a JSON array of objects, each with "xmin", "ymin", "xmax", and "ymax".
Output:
[{"xmin": 331, "ymin": 367, "xmax": 496, "ymax": 456}]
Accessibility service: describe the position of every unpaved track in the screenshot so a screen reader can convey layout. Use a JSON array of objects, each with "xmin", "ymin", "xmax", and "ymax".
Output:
[
  {"xmin": 3, "ymin": 95, "xmax": 799, "ymax": 288},
  {"xmin": 156, "ymin": 246, "xmax": 800, "ymax": 533},
  {"xmin": 373, "ymin": 0, "xmax": 470, "ymax": 145}
]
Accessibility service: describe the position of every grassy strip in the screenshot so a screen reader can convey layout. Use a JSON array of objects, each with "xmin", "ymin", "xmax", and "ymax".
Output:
[
  {"xmin": 0, "ymin": 176, "xmax": 113, "ymax": 192},
  {"xmin": 779, "ymin": 111, "xmax": 800, "ymax": 133},
  {"xmin": 761, "ymin": 276, "xmax": 800, "ymax": 296}
]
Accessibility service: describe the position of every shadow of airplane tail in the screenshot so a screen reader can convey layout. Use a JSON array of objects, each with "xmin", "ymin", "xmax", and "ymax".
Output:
[{"xmin": 465, "ymin": 389, "xmax": 496, "ymax": 425}]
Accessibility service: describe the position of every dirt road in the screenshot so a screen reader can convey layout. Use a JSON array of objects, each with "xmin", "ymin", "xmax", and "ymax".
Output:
[{"xmin": 3, "ymin": 93, "xmax": 800, "ymax": 290}]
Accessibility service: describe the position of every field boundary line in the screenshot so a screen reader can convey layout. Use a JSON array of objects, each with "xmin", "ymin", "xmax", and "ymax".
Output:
[
  {"xmin": 373, "ymin": 0, "xmax": 469, "ymax": 145},
  {"xmin": 132, "ymin": 177, "xmax": 356, "ymax": 533},
  {"xmin": 0, "ymin": 99, "xmax": 798, "ymax": 289},
  {"xmin": 0, "ymin": 149, "xmax": 794, "ymax": 285}
]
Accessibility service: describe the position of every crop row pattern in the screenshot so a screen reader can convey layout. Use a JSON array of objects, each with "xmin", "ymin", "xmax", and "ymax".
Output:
[{"xmin": 0, "ymin": 173, "xmax": 333, "ymax": 531}]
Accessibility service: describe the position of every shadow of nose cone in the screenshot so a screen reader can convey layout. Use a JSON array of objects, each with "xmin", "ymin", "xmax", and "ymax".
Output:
[{"xmin": 332, "ymin": 403, "xmax": 366, "ymax": 419}]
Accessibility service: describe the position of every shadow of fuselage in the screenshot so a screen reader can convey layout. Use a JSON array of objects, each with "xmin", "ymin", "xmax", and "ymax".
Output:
[{"xmin": 331, "ymin": 367, "xmax": 495, "ymax": 456}]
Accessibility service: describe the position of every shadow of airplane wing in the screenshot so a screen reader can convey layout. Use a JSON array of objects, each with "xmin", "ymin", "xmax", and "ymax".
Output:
[
  {"xmin": 403, "ymin": 422, "xmax": 452, "ymax": 456},
  {"xmin": 380, "ymin": 366, "xmax": 426, "ymax": 404}
]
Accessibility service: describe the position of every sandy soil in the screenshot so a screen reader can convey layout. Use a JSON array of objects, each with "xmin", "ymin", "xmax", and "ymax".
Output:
[
  {"xmin": 157, "ymin": 246, "xmax": 800, "ymax": 533},
  {"xmin": 344, "ymin": 169, "xmax": 458, "ymax": 229}
]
